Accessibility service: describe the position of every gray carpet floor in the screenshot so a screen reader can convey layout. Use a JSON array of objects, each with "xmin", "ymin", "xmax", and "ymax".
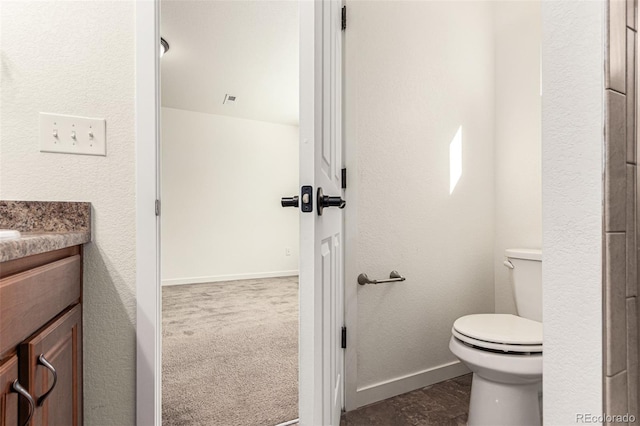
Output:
[{"xmin": 162, "ymin": 277, "xmax": 299, "ymax": 426}]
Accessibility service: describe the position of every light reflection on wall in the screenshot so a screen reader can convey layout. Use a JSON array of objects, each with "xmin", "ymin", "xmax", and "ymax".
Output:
[{"xmin": 449, "ymin": 126, "xmax": 462, "ymax": 194}]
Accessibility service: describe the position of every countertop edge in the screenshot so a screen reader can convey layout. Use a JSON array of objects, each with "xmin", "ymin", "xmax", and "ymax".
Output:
[{"xmin": 0, "ymin": 232, "xmax": 92, "ymax": 263}]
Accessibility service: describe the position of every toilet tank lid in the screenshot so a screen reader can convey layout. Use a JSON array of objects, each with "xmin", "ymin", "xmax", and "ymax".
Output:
[{"xmin": 505, "ymin": 248, "xmax": 542, "ymax": 261}]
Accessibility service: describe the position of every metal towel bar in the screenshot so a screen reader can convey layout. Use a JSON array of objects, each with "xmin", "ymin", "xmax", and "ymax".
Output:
[{"xmin": 358, "ymin": 270, "xmax": 406, "ymax": 285}]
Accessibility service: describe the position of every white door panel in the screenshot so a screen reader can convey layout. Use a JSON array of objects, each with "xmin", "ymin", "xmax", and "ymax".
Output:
[{"xmin": 299, "ymin": 0, "xmax": 344, "ymax": 424}]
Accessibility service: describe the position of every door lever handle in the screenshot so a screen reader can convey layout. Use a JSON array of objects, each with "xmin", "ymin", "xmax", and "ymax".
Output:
[
  {"xmin": 317, "ymin": 187, "xmax": 346, "ymax": 216},
  {"xmin": 281, "ymin": 196, "xmax": 299, "ymax": 208},
  {"xmin": 281, "ymin": 186, "xmax": 314, "ymax": 212}
]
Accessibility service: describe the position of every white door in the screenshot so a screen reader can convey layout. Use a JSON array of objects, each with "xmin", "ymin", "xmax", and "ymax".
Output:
[{"xmin": 298, "ymin": 0, "xmax": 344, "ymax": 424}]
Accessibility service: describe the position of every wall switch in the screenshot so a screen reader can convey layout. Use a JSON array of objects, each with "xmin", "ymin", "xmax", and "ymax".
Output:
[
  {"xmin": 40, "ymin": 113, "xmax": 106, "ymax": 156},
  {"xmin": 285, "ymin": 247, "xmax": 291, "ymax": 256}
]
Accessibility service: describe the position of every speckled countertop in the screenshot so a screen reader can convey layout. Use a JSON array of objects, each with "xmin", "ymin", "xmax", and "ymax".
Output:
[{"xmin": 0, "ymin": 201, "xmax": 91, "ymax": 263}]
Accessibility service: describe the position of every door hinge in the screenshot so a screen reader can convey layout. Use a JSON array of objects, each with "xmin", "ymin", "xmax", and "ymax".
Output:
[
  {"xmin": 155, "ymin": 199, "xmax": 161, "ymax": 216},
  {"xmin": 341, "ymin": 168, "xmax": 347, "ymax": 189},
  {"xmin": 341, "ymin": 326, "xmax": 347, "ymax": 349},
  {"xmin": 342, "ymin": 6, "xmax": 347, "ymax": 31}
]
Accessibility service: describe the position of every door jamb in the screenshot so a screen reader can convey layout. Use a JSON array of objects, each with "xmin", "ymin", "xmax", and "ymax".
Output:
[
  {"xmin": 298, "ymin": 0, "xmax": 321, "ymax": 422},
  {"xmin": 135, "ymin": 0, "xmax": 161, "ymax": 425},
  {"xmin": 342, "ymin": 1, "xmax": 358, "ymax": 409}
]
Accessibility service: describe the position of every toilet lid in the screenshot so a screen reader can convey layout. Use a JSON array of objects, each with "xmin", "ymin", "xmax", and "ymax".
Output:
[{"xmin": 453, "ymin": 314, "xmax": 542, "ymax": 346}]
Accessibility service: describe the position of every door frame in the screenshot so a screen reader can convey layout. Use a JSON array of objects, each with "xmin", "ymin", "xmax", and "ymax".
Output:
[
  {"xmin": 135, "ymin": 0, "xmax": 161, "ymax": 424},
  {"xmin": 134, "ymin": 1, "xmax": 345, "ymax": 424}
]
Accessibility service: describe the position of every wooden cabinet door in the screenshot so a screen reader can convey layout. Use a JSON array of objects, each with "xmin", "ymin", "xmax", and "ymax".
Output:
[
  {"xmin": 0, "ymin": 356, "xmax": 19, "ymax": 426},
  {"xmin": 19, "ymin": 305, "xmax": 82, "ymax": 426}
]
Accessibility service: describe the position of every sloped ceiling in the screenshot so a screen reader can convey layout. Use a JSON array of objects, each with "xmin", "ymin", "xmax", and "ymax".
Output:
[{"xmin": 161, "ymin": 0, "xmax": 299, "ymax": 125}]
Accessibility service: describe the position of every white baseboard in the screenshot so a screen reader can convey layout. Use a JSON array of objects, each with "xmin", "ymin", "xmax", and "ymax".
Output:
[
  {"xmin": 161, "ymin": 270, "xmax": 299, "ymax": 286},
  {"xmin": 274, "ymin": 419, "xmax": 299, "ymax": 426},
  {"xmin": 353, "ymin": 360, "xmax": 470, "ymax": 409}
]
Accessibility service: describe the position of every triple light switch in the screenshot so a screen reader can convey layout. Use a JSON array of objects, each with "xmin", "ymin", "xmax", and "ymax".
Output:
[{"xmin": 39, "ymin": 112, "xmax": 106, "ymax": 156}]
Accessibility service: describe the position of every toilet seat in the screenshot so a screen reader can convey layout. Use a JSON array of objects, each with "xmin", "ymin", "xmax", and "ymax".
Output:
[{"xmin": 452, "ymin": 314, "xmax": 542, "ymax": 354}]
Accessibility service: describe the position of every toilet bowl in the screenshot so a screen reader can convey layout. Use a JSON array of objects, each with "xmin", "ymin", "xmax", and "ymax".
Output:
[
  {"xmin": 449, "ymin": 249, "xmax": 543, "ymax": 426},
  {"xmin": 450, "ymin": 314, "xmax": 542, "ymax": 425}
]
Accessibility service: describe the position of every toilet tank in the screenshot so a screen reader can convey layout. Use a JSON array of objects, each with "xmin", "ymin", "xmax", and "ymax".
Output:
[{"xmin": 506, "ymin": 248, "xmax": 542, "ymax": 322}]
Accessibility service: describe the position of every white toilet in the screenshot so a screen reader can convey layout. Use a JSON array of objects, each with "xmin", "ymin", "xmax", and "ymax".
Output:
[{"xmin": 449, "ymin": 248, "xmax": 542, "ymax": 426}]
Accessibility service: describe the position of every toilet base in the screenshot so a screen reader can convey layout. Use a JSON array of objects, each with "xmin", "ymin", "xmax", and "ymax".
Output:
[{"xmin": 468, "ymin": 373, "xmax": 542, "ymax": 426}]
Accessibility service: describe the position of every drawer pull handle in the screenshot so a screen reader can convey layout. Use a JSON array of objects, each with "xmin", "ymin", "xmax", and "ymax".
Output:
[
  {"xmin": 37, "ymin": 354, "xmax": 57, "ymax": 406},
  {"xmin": 12, "ymin": 379, "xmax": 35, "ymax": 426}
]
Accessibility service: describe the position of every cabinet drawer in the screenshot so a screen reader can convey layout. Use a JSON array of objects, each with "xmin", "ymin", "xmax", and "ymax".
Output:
[{"xmin": 0, "ymin": 256, "xmax": 81, "ymax": 356}]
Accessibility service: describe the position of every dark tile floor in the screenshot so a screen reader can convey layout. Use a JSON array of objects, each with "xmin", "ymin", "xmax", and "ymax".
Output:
[{"xmin": 340, "ymin": 374, "xmax": 472, "ymax": 426}]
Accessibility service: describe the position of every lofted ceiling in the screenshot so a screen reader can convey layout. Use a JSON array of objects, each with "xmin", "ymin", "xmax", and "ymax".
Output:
[{"xmin": 160, "ymin": 0, "xmax": 299, "ymax": 126}]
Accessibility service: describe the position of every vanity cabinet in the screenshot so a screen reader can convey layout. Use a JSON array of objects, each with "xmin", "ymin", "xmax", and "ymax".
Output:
[
  {"xmin": 0, "ymin": 356, "xmax": 20, "ymax": 426},
  {"xmin": 20, "ymin": 305, "xmax": 82, "ymax": 426},
  {"xmin": 0, "ymin": 246, "xmax": 83, "ymax": 426}
]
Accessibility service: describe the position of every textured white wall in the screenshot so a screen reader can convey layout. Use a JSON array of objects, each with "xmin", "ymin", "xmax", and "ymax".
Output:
[
  {"xmin": 0, "ymin": 1, "xmax": 605, "ymax": 422},
  {"xmin": 347, "ymin": 0, "xmax": 496, "ymax": 395},
  {"xmin": 493, "ymin": 2, "xmax": 542, "ymax": 315},
  {"xmin": 541, "ymin": 1, "xmax": 604, "ymax": 422},
  {"xmin": 161, "ymin": 107, "xmax": 299, "ymax": 284},
  {"xmin": 0, "ymin": 2, "xmax": 136, "ymax": 424}
]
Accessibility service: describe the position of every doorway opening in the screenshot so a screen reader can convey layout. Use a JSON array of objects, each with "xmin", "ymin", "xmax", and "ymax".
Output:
[{"xmin": 159, "ymin": 1, "xmax": 300, "ymax": 424}]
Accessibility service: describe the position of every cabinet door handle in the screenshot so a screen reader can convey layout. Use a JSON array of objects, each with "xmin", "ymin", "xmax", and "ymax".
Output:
[
  {"xmin": 12, "ymin": 379, "xmax": 35, "ymax": 426},
  {"xmin": 37, "ymin": 354, "xmax": 57, "ymax": 406}
]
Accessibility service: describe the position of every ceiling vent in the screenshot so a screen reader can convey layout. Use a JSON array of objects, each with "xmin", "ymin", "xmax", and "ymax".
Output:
[{"xmin": 223, "ymin": 94, "xmax": 237, "ymax": 105}]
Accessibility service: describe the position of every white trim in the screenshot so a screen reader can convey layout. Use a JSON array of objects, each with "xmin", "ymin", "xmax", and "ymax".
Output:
[
  {"xmin": 298, "ymin": 0, "xmax": 323, "ymax": 423},
  {"xmin": 342, "ymin": 0, "xmax": 359, "ymax": 410},
  {"xmin": 162, "ymin": 270, "xmax": 299, "ymax": 286},
  {"xmin": 274, "ymin": 419, "xmax": 300, "ymax": 426},
  {"xmin": 354, "ymin": 361, "xmax": 470, "ymax": 409},
  {"xmin": 135, "ymin": 0, "xmax": 161, "ymax": 425}
]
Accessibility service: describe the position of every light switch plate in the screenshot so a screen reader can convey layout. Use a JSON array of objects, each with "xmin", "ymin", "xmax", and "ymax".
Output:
[{"xmin": 40, "ymin": 113, "xmax": 106, "ymax": 156}]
